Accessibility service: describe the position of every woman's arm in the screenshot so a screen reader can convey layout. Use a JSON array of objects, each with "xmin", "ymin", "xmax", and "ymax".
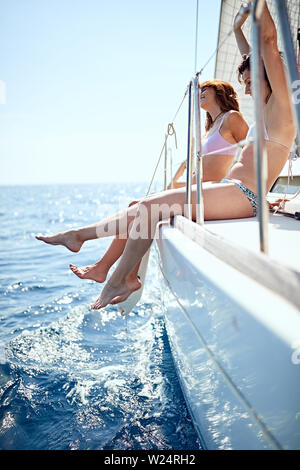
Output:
[
  {"xmin": 234, "ymin": 7, "xmax": 250, "ymax": 56},
  {"xmin": 227, "ymin": 111, "xmax": 249, "ymax": 143},
  {"xmin": 260, "ymin": 1, "xmax": 290, "ymax": 105},
  {"xmin": 167, "ymin": 161, "xmax": 186, "ymax": 189},
  {"xmin": 167, "ymin": 161, "xmax": 197, "ymax": 189},
  {"xmin": 169, "ymin": 181, "xmax": 186, "ymax": 189}
]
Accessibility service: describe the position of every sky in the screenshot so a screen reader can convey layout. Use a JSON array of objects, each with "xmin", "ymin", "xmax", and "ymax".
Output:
[{"xmin": 0, "ymin": 0, "xmax": 222, "ymax": 186}]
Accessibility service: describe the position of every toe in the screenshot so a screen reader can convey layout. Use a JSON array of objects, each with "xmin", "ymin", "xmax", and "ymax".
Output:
[{"xmin": 91, "ymin": 297, "xmax": 102, "ymax": 309}]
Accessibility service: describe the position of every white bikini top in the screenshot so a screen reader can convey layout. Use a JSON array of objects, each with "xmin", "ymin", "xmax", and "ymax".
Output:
[
  {"xmin": 202, "ymin": 112, "xmax": 237, "ymax": 156},
  {"xmin": 246, "ymin": 121, "xmax": 269, "ymax": 141},
  {"xmin": 246, "ymin": 115, "xmax": 290, "ymax": 151}
]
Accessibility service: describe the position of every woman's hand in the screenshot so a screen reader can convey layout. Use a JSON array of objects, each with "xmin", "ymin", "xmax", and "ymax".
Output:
[
  {"xmin": 268, "ymin": 198, "xmax": 289, "ymax": 211},
  {"xmin": 234, "ymin": 3, "xmax": 251, "ymax": 56},
  {"xmin": 167, "ymin": 161, "xmax": 186, "ymax": 189},
  {"xmin": 177, "ymin": 160, "xmax": 187, "ymax": 176},
  {"xmin": 234, "ymin": 3, "xmax": 249, "ymax": 31}
]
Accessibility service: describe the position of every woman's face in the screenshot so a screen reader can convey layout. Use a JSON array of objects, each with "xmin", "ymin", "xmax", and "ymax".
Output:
[
  {"xmin": 242, "ymin": 68, "xmax": 271, "ymax": 102},
  {"xmin": 200, "ymin": 86, "xmax": 217, "ymax": 110},
  {"xmin": 242, "ymin": 68, "xmax": 252, "ymax": 96}
]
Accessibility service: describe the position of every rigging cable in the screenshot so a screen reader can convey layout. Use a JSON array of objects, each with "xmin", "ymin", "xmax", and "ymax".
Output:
[{"xmin": 196, "ymin": 28, "xmax": 233, "ymax": 78}]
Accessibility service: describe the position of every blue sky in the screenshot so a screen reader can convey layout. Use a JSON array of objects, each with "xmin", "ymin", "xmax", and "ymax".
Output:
[{"xmin": 0, "ymin": 0, "xmax": 221, "ymax": 185}]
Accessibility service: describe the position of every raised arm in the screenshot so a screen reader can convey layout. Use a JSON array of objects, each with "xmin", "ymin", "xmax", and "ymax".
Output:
[
  {"xmin": 260, "ymin": 1, "xmax": 290, "ymax": 105},
  {"xmin": 234, "ymin": 6, "xmax": 250, "ymax": 56}
]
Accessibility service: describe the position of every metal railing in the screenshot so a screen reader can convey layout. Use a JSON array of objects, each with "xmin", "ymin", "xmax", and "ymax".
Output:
[
  {"xmin": 251, "ymin": 0, "xmax": 269, "ymax": 253},
  {"xmin": 193, "ymin": 77, "xmax": 204, "ymax": 225},
  {"xmin": 185, "ymin": 77, "xmax": 205, "ymax": 224},
  {"xmin": 183, "ymin": 0, "xmax": 299, "ymax": 254},
  {"xmin": 185, "ymin": 80, "xmax": 194, "ymax": 220},
  {"xmin": 273, "ymin": 1, "xmax": 300, "ymax": 139}
]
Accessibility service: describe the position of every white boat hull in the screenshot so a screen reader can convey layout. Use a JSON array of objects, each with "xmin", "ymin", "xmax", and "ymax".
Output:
[{"xmin": 156, "ymin": 217, "xmax": 300, "ymax": 450}]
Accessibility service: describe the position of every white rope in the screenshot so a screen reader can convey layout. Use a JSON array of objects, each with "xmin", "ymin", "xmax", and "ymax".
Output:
[
  {"xmin": 272, "ymin": 152, "xmax": 296, "ymax": 214},
  {"xmin": 146, "ymin": 122, "xmax": 180, "ymax": 196}
]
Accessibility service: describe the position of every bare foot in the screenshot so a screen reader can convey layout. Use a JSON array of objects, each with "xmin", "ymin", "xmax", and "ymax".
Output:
[
  {"xmin": 35, "ymin": 230, "xmax": 83, "ymax": 253},
  {"xmin": 69, "ymin": 262, "xmax": 109, "ymax": 283},
  {"xmin": 91, "ymin": 277, "xmax": 142, "ymax": 309}
]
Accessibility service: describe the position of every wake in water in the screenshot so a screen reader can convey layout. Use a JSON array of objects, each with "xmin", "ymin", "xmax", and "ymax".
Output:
[
  {"xmin": 0, "ymin": 184, "xmax": 200, "ymax": 450},
  {"xmin": 2, "ymin": 301, "xmax": 199, "ymax": 450}
]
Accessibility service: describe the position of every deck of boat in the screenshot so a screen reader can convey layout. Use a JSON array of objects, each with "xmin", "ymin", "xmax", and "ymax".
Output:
[{"xmin": 205, "ymin": 212, "xmax": 300, "ymax": 273}]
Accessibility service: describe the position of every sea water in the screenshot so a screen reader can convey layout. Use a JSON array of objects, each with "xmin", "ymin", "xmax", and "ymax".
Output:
[{"xmin": 0, "ymin": 183, "xmax": 200, "ymax": 450}]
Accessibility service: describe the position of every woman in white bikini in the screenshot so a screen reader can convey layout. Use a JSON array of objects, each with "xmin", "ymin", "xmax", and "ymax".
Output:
[
  {"xmin": 37, "ymin": 2, "xmax": 295, "ymax": 309},
  {"xmin": 37, "ymin": 79, "xmax": 248, "ymax": 285},
  {"xmin": 170, "ymin": 79, "xmax": 248, "ymax": 188}
]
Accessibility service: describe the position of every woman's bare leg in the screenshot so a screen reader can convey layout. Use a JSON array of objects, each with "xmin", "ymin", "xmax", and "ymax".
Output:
[
  {"xmin": 35, "ymin": 203, "xmax": 140, "ymax": 252},
  {"xmin": 91, "ymin": 182, "xmax": 254, "ymax": 309},
  {"xmin": 69, "ymin": 236, "xmax": 127, "ymax": 282},
  {"xmin": 35, "ymin": 230, "xmax": 85, "ymax": 253},
  {"xmin": 69, "ymin": 201, "xmax": 141, "ymax": 282},
  {"xmin": 70, "ymin": 235, "xmax": 141, "ymax": 284}
]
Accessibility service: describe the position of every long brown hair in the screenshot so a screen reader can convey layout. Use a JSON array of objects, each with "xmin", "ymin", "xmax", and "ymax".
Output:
[{"xmin": 200, "ymin": 79, "xmax": 240, "ymax": 132}]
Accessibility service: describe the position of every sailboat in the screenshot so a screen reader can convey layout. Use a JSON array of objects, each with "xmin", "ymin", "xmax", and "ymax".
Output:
[{"xmin": 154, "ymin": 0, "xmax": 300, "ymax": 450}]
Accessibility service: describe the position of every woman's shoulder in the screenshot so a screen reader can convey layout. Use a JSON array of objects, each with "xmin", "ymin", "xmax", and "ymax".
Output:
[
  {"xmin": 225, "ymin": 110, "xmax": 245, "ymax": 120},
  {"xmin": 223, "ymin": 110, "xmax": 248, "ymax": 127},
  {"xmin": 221, "ymin": 110, "xmax": 249, "ymax": 141}
]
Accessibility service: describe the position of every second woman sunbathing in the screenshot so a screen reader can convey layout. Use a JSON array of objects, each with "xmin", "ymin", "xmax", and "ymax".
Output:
[{"xmin": 36, "ymin": 79, "xmax": 248, "ymax": 285}]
